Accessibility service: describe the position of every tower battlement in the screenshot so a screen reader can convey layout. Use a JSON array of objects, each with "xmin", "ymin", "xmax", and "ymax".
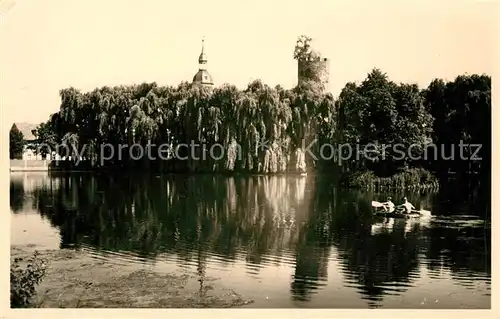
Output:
[{"xmin": 297, "ymin": 56, "xmax": 330, "ymax": 91}]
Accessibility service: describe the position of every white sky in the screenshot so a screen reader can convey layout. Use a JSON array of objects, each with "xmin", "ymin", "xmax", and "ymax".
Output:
[{"xmin": 0, "ymin": 0, "xmax": 496, "ymax": 124}]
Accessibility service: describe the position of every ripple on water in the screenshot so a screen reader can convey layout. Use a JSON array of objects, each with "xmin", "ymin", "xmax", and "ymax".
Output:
[
  {"xmin": 81, "ymin": 245, "xmax": 155, "ymax": 265},
  {"xmin": 430, "ymin": 215, "xmax": 490, "ymax": 230},
  {"xmin": 246, "ymin": 250, "xmax": 297, "ymax": 267}
]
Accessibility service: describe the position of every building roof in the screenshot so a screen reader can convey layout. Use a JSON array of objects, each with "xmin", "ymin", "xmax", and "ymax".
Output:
[
  {"xmin": 192, "ymin": 70, "xmax": 214, "ymax": 85},
  {"xmin": 14, "ymin": 122, "xmax": 37, "ymax": 140}
]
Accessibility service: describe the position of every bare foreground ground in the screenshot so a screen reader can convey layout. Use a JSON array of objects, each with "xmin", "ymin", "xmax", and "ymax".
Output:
[{"xmin": 11, "ymin": 245, "xmax": 254, "ymax": 308}]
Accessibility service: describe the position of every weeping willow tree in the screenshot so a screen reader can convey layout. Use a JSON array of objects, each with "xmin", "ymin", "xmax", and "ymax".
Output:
[{"xmin": 34, "ymin": 79, "xmax": 336, "ymax": 174}]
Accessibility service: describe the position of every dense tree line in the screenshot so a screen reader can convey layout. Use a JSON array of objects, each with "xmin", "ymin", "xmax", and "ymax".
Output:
[
  {"xmin": 336, "ymin": 70, "xmax": 490, "ymax": 187},
  {"xmin": 29, "ymin": 71, "xmax": 490, "ymax": 180},
  {"xmin": 30, "ymin": 72, "xmax": 490, "ymax": 179},
  {"xmin": 31, "ymin": 80, "xmax": 335, "ymax": 173},
  {"xmin": 27, "ymin": 35, "xmax": 490, "ymax": 183}
]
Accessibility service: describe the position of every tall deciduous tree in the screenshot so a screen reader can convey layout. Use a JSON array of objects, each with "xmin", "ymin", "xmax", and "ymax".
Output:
[
  {"xmin": 9, "ymin": 124, "xmax": 24, "ymax": 160},
  {"xmin": 337, "ymin": 69, "xmax": 433, "ymax": 176},
  {"xmin": 423, "ymin": 74, "xmax": 491, "ymax": 181},
  {"xmin": 31, "ymin": 120, "xmax": 59, "ymax": 158}
]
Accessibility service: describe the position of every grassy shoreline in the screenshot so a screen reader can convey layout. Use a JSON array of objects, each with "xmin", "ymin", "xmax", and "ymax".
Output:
[
  {"xmin": 340, "ymin": 168, "xmax": 440, "ymax": 190},
  {"xmin": 10, "ymin": 245, "xmax": 254, "ymax": 308}
]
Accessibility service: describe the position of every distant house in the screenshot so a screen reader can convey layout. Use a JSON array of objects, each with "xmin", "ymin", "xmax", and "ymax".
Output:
[{"xmin": 14, "ymin": 122, "xmax": 47, "ymax": 160}]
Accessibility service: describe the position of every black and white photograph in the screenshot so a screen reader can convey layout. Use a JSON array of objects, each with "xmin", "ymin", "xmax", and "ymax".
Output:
[{"xmin": 2, "ymin": 0, "xmax": 495, "ymax": 315}]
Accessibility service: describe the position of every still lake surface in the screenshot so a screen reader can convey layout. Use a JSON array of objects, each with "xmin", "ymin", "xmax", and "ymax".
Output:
[{"xmin": 10, "ymin": 172, "xmax": 491, "ymax": 308}]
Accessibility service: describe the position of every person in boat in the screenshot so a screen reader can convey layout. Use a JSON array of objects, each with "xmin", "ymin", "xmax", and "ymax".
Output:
[
  {"xmin": 399, "ymin": 197, "xmax": 415, "ymax": 214},
  {"xmin": 382, "ymin": 197, "xmax": 395, "ymax": 213}
]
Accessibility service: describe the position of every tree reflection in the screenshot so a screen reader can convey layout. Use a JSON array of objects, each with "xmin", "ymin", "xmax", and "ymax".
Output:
[
  {"xmin": 19, "ymin": 172, "xmax": 491, "ymax": 306},
  {"xmin": 10, "ymin": 179, "xmax": 25, "ymax": 213},
  {"xmin": 31, "ymin": 174, "xmax": 312, "ymax": 261},
  {"xmin": 290, "ymin": 218, "xmax": 330, "ymax": 301}
]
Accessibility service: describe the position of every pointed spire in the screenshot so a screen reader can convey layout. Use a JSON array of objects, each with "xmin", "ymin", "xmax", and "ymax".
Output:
[{"xmin": 198, "ymin": 37, "xmax": 207, "ymax": 65}]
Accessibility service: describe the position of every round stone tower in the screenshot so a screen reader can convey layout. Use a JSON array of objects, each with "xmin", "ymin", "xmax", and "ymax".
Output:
[
  {"xmin": 294, "ymin": 35, "xmax": 330, "ymax": 92},
  {"xmin": 297, "ymin": 55, "xmax": 330, "ymax": 92}
]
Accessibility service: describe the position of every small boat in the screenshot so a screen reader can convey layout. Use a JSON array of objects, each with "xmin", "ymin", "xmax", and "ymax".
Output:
[
  {"xmin": 371, "ymin": 200, "xmax": 431, "ymax": 219},
  {"xmin": 374, "ymin": 210, "xmax": 421, "ymax": 219}
]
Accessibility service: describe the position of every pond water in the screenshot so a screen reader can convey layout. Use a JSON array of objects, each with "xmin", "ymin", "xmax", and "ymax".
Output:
[{"xmin": 10, "ymin": 171, "xmax": 491, "ymax": 308}]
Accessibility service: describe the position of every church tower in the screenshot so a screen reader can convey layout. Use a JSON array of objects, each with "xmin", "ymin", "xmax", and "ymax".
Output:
[{"xmin": 192, "ymin": 38, "xmax": 214, "ymax": 86}]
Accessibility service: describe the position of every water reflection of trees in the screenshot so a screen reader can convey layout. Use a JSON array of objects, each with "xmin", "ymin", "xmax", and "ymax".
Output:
[
  {"xmin": 31, "ymin": 174, "xmax": 313, "ymax": 260},
  {"xmin": 311, "ymin": 176, "xmax": 490, "ymax": 307},
  {"xmin": 430, "ymin": 178, "xmax": 491, "ymax": 218},
  {"xmin": 10, "ymin": 173, "xmax": 55, "ymax": 213},
  {"xmin": 19, "ymin": 173, "xmax": 491, "ymax": 305},
  {"xmin": 290, "ymin": 195, "xmax": 330, "ymax": 302},
  {"xmin": 307, "ymin": 181, "xmax": 418, "ymax": 305},
  {"xmin": 10, "ymin": 179, "xmax": 25, "ymax": 213},
  {"xmin": 422, "ymin": 224, "xmax": 490, "ymax": 281}
]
